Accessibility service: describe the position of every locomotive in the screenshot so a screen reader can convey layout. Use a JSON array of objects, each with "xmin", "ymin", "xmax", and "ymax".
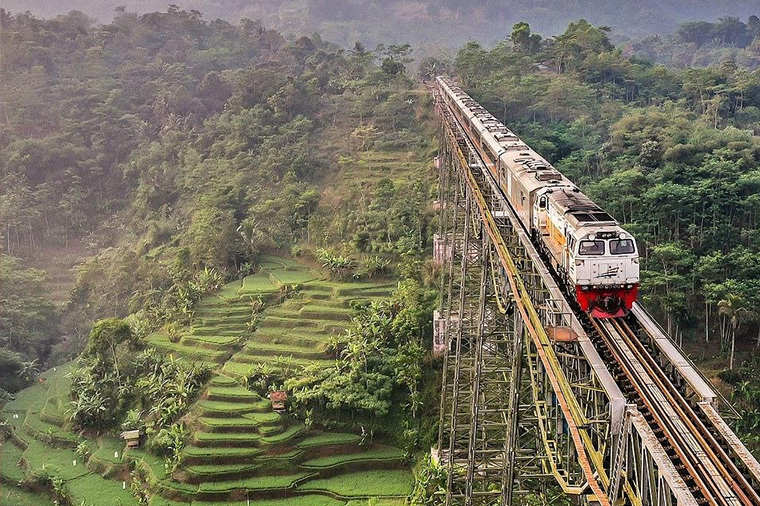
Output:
[{"xmin": 437, "ymin": 77, "xmax": 639, "ymax": 318}]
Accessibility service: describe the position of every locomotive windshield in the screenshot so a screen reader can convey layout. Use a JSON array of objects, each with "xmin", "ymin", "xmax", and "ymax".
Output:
[
  {"xmin": 578, "ymin": 240, "xmax": 605, "ymax": 255},
  {"xmin": 609, "ymin": 239, "xmax": 635, "ymax": 255}
]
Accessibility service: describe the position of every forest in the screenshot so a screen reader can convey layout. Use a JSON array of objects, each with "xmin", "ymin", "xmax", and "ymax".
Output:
[
  {"xmin": 4, "ymin": 0, "xmax": 760, "ymax": 51},
  {"xmin": 2, "ymin": 3, "xmax": 760, "ymax": 505},
  {"xmin": 1, "ymin": 7, "xmax": 439, "ymax": 505}
]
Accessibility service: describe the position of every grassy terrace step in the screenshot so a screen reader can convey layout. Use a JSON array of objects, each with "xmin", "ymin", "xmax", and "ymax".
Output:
[
  {"xmin": 238, "ymin": 341, "xmax": 326, "ymax": 358},
  {"xmin": 300, "ymin": 446, "xmax": 405, "ymax": 469},
  {"xmin": 254, "ymin": 334, "xmax": 331, "ymax": 349},
  {"xmin": 263, "ymin": 303, "xmax": 308, "ymax": 316},
  {"xmin": 193, "ymin": 432, "xmax": 261, "ymax": 447},
  {"xmin": 298, "ymin": 307, "xmax": 352, "ymax": 321},
  {"xmin": 66, "ymin": 473, "xmax": 138, "ymax": 506},
  {"xmin": 194, "ymin": 313, "xmax": 252, "ymax": 324},
  {"xmin": 184, "ymin": 463, "xmax": 260, "ymax": 482},
  {"xmin": 24, "ymin": 411, "xmax": 78, "ymax": 446},
  {"xmin": 19, "ymin": 437, "xmax": 91, "ymax": 481},
  {"xmin": 1, "ymin": 484, "xmax": 56, "ymax": 506},
  {"xmin": 267, "ymin": 269, "xmax": 319, "ymax": 285},
  {"xmin": 192, "ymin": 319, "xmax": 249, "ymax": 330},
  {"xmin": 236, "ymin": 274, "xmax": 280, "ymax": 293},
  {"xmin": 223, "ymin": 358, "xmax": 334, "ymax": 376},
  {"xmin": 198, "ymin": 412, "xmax": 282, "ymax": 432},
  {"xmin": 296, "ymin": 469, "xmax": 414, "ymax": 498},
  {"xmin": 190, "ymin": 326, "xmax": 246, "ymax": 336},
  {"xmin": 195, "ymin": 472, "xmax": 313, "ymax": 496},
  {"xmin": 208, "ymin": 375, "xmax": 237, "ymax": 386},
  {"xmin": 256, "ymin": 317, "xmax": 347, "ymax": 333},
  {"xmin": 296, "ymin": 432, "xmax": 361, "ymax": 448},
  {"xmin": 297, "ymin": 300, "xmax": 351, "ymax": 310},
  {"xmin": 205, "ymin": 386, "xmax": 259, "ymax": 402},
  {"xmin": 180, "ymin": 335, "xmax": 240, "ymax": 350},
  {"xmin": 146, "ymin": 333, "xmax": 229, "ymax": 362},
  {"xmin": 0, "ymin": 440, "xmax": 27, "ymax": 482},
  {"xmin": 229, "ymin": 350, "xmax": 331, "ymax": 366},
  {"xmin": 182, "ymin": 446, "xmax": 264, "ymax": 463},
  {"xmin": 194, "ymin": 308, "xmax": 252, "ymax": 319},
  {"xmin": 189, "ymin": 497, "xmax": 345, "ymax": 506},
  {"xmin": 195, "ymin": 399, "xmax": 268, "ymax": 416},
  {"xmin": 260, "ymin": 423, "xmax": 307, "ymax": 445}
]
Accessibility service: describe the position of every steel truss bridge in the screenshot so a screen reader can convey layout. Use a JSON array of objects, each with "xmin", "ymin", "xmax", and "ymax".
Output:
[{"xmin": 432, "ymin": 81, "xmax": 760, "ymax": 506}]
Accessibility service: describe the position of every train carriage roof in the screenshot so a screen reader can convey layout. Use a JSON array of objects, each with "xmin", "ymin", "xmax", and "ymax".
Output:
[{"xmin": 549, "ymin": 188, "xmax": 617, "ymax": 227}]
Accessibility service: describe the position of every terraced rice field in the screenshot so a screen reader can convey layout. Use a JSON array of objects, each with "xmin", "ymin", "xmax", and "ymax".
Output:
[
  {"xmin": 1, "ymin": 363, "xmax": 141, "ymax": 505},
  {"xmin": 153, "ymin": 257, "xmax": 409, "ymax": 504},
  {"xmin": 1, "ymin": 256, "xmax": 412, "ymax": 506}
]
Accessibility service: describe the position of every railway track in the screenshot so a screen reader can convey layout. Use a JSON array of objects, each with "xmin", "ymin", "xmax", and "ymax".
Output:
[{"xmin": 587, "ymin": 316, "xmax": 760, "ymax": 506}]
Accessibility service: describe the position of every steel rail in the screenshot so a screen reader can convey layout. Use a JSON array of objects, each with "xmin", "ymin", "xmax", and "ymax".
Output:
[
  {"xmin": 590, "ymin": 316, "xmax": 759, "ymax": 506},
  {"xmin": 588, "ymin": 317, "xmax": 717, "ymax": 505},
  {"xmin": 615, "ymin": 318, "xmax": 760, "ymax": 506}
]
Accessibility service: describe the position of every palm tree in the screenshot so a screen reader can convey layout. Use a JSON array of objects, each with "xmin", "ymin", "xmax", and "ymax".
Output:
[{"xmin": 718, "ymin": 294, "xmax": 750, "ymax": 369}]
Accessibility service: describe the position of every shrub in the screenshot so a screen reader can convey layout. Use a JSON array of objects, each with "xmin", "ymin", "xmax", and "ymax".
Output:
[{"xmin": 163, "ymin": 322, "xmax": 182, "ymax": 343}]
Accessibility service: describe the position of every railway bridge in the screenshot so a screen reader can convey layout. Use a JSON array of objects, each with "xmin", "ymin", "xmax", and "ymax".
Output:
[{"xmin": 431, "ymin": 79, "xmax": 760, "ymax": 506}]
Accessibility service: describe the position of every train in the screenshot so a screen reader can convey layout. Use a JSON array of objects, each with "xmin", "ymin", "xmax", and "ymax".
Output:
[{"xmin": 437, "ymin": 76, "xmax": 639, "ymax": 318}]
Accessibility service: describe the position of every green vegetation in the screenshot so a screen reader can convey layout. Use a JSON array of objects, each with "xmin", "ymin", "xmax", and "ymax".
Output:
[
  {"xmin": 297, "ymin": 432, "xmax": 362, "ymax": 448},
  {"xmin": 297, "ymin": 469, "xmax": 415, "ymax": 497},
  {"xmin": 139, "ymin": 266, "xmax": 419, "ymax": 504},
  {"xmin": 0, "ymin": 256, "xmax": 59, "ymax": 396},
  {"xmin": 0, "ymin": 484, "xmax": 56, "ymax": 506},
  {"xmin": 0, "ymin": 258, "xmax": 421, "ymax": 504},
  {"xmin": 301, "ymin": 446, "xmax": 405, "ymax": 468},
  {"xmin": 0, "ymin": 366, "xmax": 140, "ymax": 505}
]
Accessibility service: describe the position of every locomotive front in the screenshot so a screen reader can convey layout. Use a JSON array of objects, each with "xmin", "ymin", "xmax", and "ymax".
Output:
[{"xmin": 569, "ymin": 225, "xmax": 640, "ymax": 318}]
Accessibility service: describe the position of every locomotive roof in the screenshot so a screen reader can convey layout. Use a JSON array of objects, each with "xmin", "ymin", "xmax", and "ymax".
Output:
[{"xmin": 549, "ymin": 188, "xmax": 617, "ymax": 227}]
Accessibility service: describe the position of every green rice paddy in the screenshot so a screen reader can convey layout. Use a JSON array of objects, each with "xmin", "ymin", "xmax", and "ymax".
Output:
[{"xmin": 0, "ymin": 256, "xmax": 410, "ymax": 504}]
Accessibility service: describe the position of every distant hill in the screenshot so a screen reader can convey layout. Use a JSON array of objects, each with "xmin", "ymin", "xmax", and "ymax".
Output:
[{"xmin": 3, "ymin": 0, "xmax": 759, "ymax": 48}]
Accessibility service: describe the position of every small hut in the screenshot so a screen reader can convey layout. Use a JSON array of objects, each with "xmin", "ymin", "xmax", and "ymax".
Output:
[
  {"xmin": 120, "ymin": 430, "xmax": 141, "ymax": 449},
  {"xmin": 269, "ymin": 390, "xmax": 287, "ymax": 412}
]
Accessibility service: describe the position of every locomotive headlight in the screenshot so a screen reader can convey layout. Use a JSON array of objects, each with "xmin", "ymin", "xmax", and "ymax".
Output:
[
  {"xmin": 575, "ymin": 260, "xmax": 584, "ymax": 266},
  {"xmin": 632, "ymin": 258, "xmax": 639, "ymax": 264},
  {"xmin": 619, "ymin": 232, "xmax": 627, "ymax": 239},
  {"xmin": 589, "ymin": 234, "xmax": 596, "ymax": 240}
]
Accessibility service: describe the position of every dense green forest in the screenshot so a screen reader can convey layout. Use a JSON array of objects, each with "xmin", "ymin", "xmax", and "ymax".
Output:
[
  {"xmin": 631, "ymin": 15, "xmax": 760, "ymax": 68},
  {"xmin": 4, "ymin": 0, "xmax": 760, "ymax": 51},
  {"xmin": 1, "ymin": 7, "xmax": 435, "ymax": 393}
]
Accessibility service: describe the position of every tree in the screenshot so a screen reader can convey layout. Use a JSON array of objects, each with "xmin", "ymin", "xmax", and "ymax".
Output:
[
  {"xmin": 718, "ymin": 295, "xmax": 750, "ymax": 369},
  {"xmin": 84, "ymin": 318, "xmax": 141, "ymax": 386},
  {"xmin": 0, "ymin": 255, "xmax": 59, "ymax": 365},
  {"xmin": 378, "ymin": 43, "xmax": 413, "ymax": 76},
  {"xmin": 510, "ymin": 22, "xmax": 542, "ymax": 54}
]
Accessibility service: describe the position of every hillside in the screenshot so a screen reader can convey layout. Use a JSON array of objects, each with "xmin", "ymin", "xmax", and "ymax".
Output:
[
  {"xmin": 1, "ymin": 9, "xmax": 438, "ymax": 505},
  {"xmin": 2, "ymin": 0, "xmax": 759, "ymax": 46},
  {"xmin": 1, "ymin": 257, "xmax": 416, "ymax": 505}
]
